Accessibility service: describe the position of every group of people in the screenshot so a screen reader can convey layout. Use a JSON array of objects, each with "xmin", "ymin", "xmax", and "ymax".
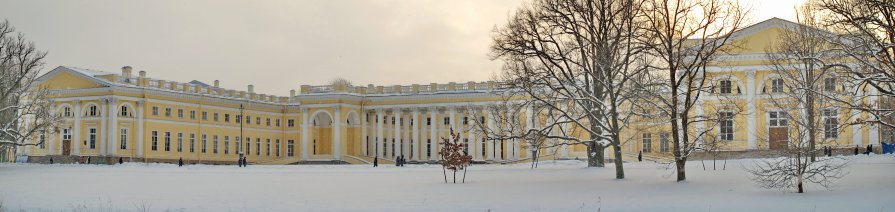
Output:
[
  {"xmin": 822, "ymin": 146, "xmax": 834, "ymax": 157},
  {"xmin": 371, "ymin": 156, "xmax": 408, "ymax": 167},
  {"xmin": 237, "ymin": 156, "xmax": 248, "ymax": 167},
  {"xmin": 853, "ymin": 144, "xmax": 874, "ymax": 155},
  {"xmin": 395, "ymin": 155, "xmax": 407, "ymax": 167}
]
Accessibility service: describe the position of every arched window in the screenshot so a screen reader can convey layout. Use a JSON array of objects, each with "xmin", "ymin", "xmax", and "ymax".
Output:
[
  {"xmin": 120, "ymin": 106, "xmax": 130, "ymax": 117},
  {"xmin": 63, "ymin": 107, "xmax": 72, "ymax": 117},
  {"xmin": 87, "ymin": 105, "xmax": 99, "ymax": 116}
]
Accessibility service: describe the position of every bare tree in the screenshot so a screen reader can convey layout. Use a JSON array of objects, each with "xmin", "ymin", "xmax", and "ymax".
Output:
[
  {"xmin": 746, "ymin": 5, "xmax": 852, "ymax": 194},
  {"xmin": 637, "ymin": 0, "xmax": 748, "ymax": 181},
  {"xmin": 489, "ymin": 0, "xmax": 649, "ymax": 179},
  {"xmin": 812, "ymin": 0, "xmax": 895, "ymax": 129},
  {"xmin": 0, "ymin": 20, "xmax": 58, "ymax": 154}
]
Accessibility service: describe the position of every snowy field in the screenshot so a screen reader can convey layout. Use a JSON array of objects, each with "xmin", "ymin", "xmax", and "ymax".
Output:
[{"xmin": 1, "ymin": 155, "xmax": 893, "ymax": 212}]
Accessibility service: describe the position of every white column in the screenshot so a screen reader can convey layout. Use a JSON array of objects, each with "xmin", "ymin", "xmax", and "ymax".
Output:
[
  {"xmin": 402, "ymin": 110, "xmax": 410, "ymax": 158},
  {"xmin": 361, "ymin": 110, "xmax": 368, "ymax": 156},
  {"xmin": 486, "ymin": 108, "xmax": 495, "ymax": 160},
  {"xmin": 429, "ymin": 107, "xmax": 437, "ymax": 161},
  {"xmin": 746, "ymin": 71, "xmax": 758, "ymax": 149},
  {"xmin": 301, "ymin": 107, "xmax": 310, "ymax": 160},
  {"xmin": 136, "ymin": 101, "xmax": 144, "ymax": 157},
  {"xmin": 48, "ymin": 104, "xmax": 56, "ymax": 155},
  {"xmin": 869, "ymin": 87, "xmax": 880, "ymax": 145},
  {"xmin": 853, "ymin": 108, "xmax": 863, "ymax": 146},
  {"xmin": 334, "ymin": 106, "xmax": 342, "ymax": 160},
  {"xmin": 73, "ymin": 101, "xmax": 81, "ymax": 155},
  {"xmin": 376, "ymin": 109, "xmax": 384, "ymax": 158},
  {"xmin": 385, "ymin": 113, "xmax": 392, "ymax": 158},
  {"xmin": 99, "ymin": 99, "xmax": 107, "ymax": 155},
  {"xmin": 467, "ymin": 108, "xmax": 476, "ymax": 159},
  {"xmin": 412, "ymin": 109, "xmax": 420, "ymax": 161},
  {"xmin": 394, "ymin": 108, "xmax": 402, "ymax": 159},
  {"xmin": 695, "ymin": 100, "xmax": 705, "ymax": 149},
  {"xmin": 108, "ymin": 98, "xmax": 118, "ymax": 156}
]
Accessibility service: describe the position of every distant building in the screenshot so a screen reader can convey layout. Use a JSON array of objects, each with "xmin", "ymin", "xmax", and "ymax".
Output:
[{"xmin": 18, "ymin": 18, "xmax": 883, "ymax": 164}]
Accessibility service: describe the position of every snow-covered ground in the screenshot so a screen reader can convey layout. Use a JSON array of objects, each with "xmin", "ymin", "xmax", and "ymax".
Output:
[{"xmin": 1, "ymin": 155, "xmax": 893, "ymax": 212}]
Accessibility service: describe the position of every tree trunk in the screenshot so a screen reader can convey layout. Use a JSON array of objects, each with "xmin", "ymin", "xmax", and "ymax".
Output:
[
  {"xmin": 442, "ymin": 167, "xmax": 448, "ymax": 183},
  {"xmin": 676, "ymin": 159, "xmax": 687, "ymax": 181},
  {"xmin": 453, "ymin": 170, "xmax": 457, "ymax": 184},
  {"xmin": 612, "ymin": 143, "xmax": 625, "ymax": 179},
  {"xmin": 462, "ymin": 168, "xmax": 467, "ymax": 183},
  {"xmin": 587, "ymin": 141, "xmax": 605, "ymax": 167}
]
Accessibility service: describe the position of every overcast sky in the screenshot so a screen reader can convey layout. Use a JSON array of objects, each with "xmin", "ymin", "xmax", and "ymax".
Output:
[{"xmin": 0, "ymin": 0, "xmax": 804, "ymax": 96}]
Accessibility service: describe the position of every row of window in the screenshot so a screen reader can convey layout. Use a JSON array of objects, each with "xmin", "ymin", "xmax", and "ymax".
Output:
[
  {"xmin": 61, "ymin": 105, "xmax": 134, "ymax": 117},
  {"xmin": 364, "ymin": 137, "xmax": 502, "ymax": 159},
  {"xmin": 713, "ymin": 77, "xmax": 840, "ymax": 94},
  {"xmin": 150, "ymin": 131, "xmax": 295, "ymax": 157},
  {"xmin": 150, "ymin": 106, "xmax": 294, "ymax": 128},
  {"xmin": 368, "ymin": 115, "xmax": 485, "ymax": 126}
]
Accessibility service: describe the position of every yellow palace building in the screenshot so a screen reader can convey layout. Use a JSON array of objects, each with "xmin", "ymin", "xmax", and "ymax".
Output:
[{"xmin": 14, "ymin": 18, "xmax": 883, "ymax": 164}]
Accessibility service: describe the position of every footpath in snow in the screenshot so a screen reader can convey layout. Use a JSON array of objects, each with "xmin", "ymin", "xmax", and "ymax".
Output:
[{"xmin": 0, "ymin": 155, "xmax": 893, "ymax": 211}]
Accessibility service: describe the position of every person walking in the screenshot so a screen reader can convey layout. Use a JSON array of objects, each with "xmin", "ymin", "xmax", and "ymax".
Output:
[
  {"xmin": 373, "ymin": 156, "xmax": 379, "ymax": 167},
  {"xmin": 243, "ymin": 156, "xmax": 248, "ymax": 167},
  {"xmin": 854, "ymin": 145, "xmax": 860, "ymax": 155},
  {"xmin": 637, "ymin": 151, "xmax": 643, "ymax": 162},
  {"xmin": 49, "ymin": 158, "xmax": 53, "ymax": 164},
  {"xmin": 119, "ymin": 157, "xmax": 123, "ymax": 164},
  {"xmin": 179, "ymin": 157, "xmax": 184, "ymax": 167}
]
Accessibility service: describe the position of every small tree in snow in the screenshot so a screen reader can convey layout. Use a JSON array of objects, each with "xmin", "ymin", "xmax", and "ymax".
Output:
[{"xmin": 440, "ymin": 128, "xmax": 473, "ymax": 183}]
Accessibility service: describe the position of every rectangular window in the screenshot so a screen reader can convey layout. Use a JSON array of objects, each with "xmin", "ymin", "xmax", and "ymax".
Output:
[
  {"xmin": 275, "ymin": 139, "xmax": 280, "ymax": 157},
  {"xmin": 266, "ymin": 118, "xmax": 271, "ymax": 126},
  {"xmin": 287, "ymin": 140, "xmax": 295, "ymax": 157},
  {"xmin": 427, "ymin": 139, "xmax": 432, "ymax": 157},
  {"xmin": 463, "ymin": 117, "xmax": 468, "ymax": 125},
  {"xmin": 177, "ymin": 133, "xmax": 183, "ymax": 152},
  {"xmin": 824, "ymin": 108, "xmax": 839, "ymax": 139},
  {"xmin": 213, "ymin": 135, "xmax": 219, "ymax": 154},
  {"xmin": 90, "ymin": 128, "xmax": 98, "ymax": 148},
  {"xmin": 178, "ymin": 109, "xmax": 184, "ymax": 118},
  {"xmin": 719, "ymin": 80, "xmax": 732, "ymax": 94},
  {"xmin": 224, "ymin": 136, "xmax": 230, "ymax": 154},
  {"xmin": 62, "ymin": 128, "xmax": 72, "ymax": 140},
  {"xmin": 202, "ymin": 111, "xmax": 208, "ymax": 120},
  {"xmin": 288, "ymin": 119, "xmax": 295, "ymax": 127},
  {"xmin": 190, "ymin": 110, "xmax": 196, "ymax": 120},
  {"xmin": 236, "ymin": 115, "xmax": 242, "ymax": 123},
  {"xmin": 150, "ymin": 130, "xmax": 157, "ymax": 151},
  {"xmin": 246, "ymin": 137, "xmax": 251, "ymax": 155},
  {"xmin": 164, "ymin": 132, "xmax": 171, "ymax": 151},
  {"xmin": 213, "ymin": 113, "xmax": 219, "ymax": 122},
  {"xmin": 201, "ymin": 134, "xmax": 207, "ymax": 153},
  {"xmin": 247, "ymin": 116, "xmax": 251, "ymax": 124},
  {"xmin": 39, "ymin": 131, "xmax": 45, "ymax": 149},
  {"xmin": 719, "ymin": 112, "xmax": 734, "ymax": 141},
  {"xmin": 427, "ymin": 118, "xmax": 431, "ymax": 126},
  {"xmin": 824, "ymin": 78, "xmax": 837, "ymax": 92},
  {"xmin": 660, "ymin": 132, "xmax": 669, "ymax": 152},
  {"xmin": 152, "ymin": 106, "xmax": 159, "ymax": 116},
  {"xmin": 256, "ymin": 138, "xmax": 261, "ymax": 155},
  {"xmin": 266, "ymin": 139, "xmax": 271, "ymax": 156},
  {"xmin": 64, "ymin": 107, "xmax": 72, "ymax": 117},
  {"xmin": 165, "ymin": 108, "xmax": 172, "ymax": 117},
  {"xmin": 236, "ymin": 137, "xmax": 241, "ymax": 154},
  {"xmin": 642, "ymin": 133, "xmax": 652, "ymax": 153},
  {"xmin": 256, "ymin": 117, "xmax": 261, "ymax": 125},
  {"xmin": 444, "ymin": 117, "xmax": 449, "ymax": 125},
  {"xmin": 225, "ymin": 114, "xmax": 230, "ymax": 123},
  {"xmin": 769, "ymin": 111, "xmax": 789, "ymax": 127},
  {"xmin": 276, "ymin": 119, "xmax": 280, "ymax": 127},
  {"xmin": 771, "ymin": 79, "xmax": 784, "ymax": 93},
  {"xmin": 119, "ymin": 128, "xmax": 128, "ymax": 149},
  {"xmin": 190, "ymin": 133, "xmax": 196, "ymax": 153}
]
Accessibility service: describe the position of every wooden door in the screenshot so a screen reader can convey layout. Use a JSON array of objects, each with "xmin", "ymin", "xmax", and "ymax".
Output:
[
  {"xmin": 769, "ymin": 127, "xmax": 788, "ymax": 150},
  {"xmin": 62, "ymin": 140, "xmax": 71, "ymax": 155}
]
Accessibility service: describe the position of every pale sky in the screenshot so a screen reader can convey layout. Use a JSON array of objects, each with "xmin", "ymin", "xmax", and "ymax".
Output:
[{"xmin": 0, "ymin": 0, "xmax": 803, "ymax": 96}]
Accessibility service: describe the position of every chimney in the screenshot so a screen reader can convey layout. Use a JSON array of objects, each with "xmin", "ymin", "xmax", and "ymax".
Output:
[
  {"xmin": 248, "ymin": 84, "xmax": 254, "ymax": 93},
  {"xmin": 138, "ymin": 70, "xmax": 146, "ymax": 78},
  {"xmin": 290, "ymin": 89, "xmax": 296, "ymax": 97},
  {"xmin": 214, "ymin": 80, "xmax": 220, "ymax": 87},
  {"xmin": 121, "ymin": 66, "xmax": 133, "ymax": 78}
]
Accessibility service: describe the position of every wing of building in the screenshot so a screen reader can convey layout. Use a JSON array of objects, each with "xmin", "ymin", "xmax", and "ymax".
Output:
[{"xmin": 11, "ymin": 18, "xmax": 883, "ymax": 164}]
